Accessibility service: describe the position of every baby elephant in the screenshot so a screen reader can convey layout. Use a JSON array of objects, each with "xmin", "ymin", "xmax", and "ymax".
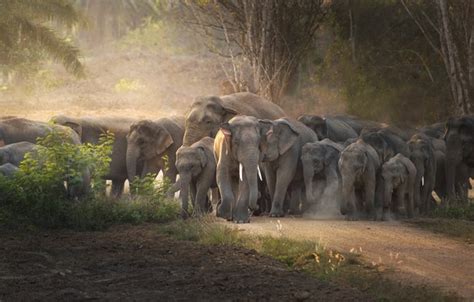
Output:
[
  {"xmin": 381, "ymin": 153, "xmax": 416, "ymax": 219},
  {"xmin": 172, "ymin": 137, "xmax": 216, "ymax": 217},
  {"xmin": 301, "ymin": 139, "xmax": 343, "ymax": 215},
  {"xmin": 0, "ymin": 163, "xmax": 19, "ymax": 177},
  {"xmin": 0, "ymin": 142, "xmax": 37, "ymax": 166}
]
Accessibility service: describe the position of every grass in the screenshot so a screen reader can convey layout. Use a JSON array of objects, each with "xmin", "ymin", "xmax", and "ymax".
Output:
[
  {"xmin": 159, "ymin": 217, "xmax": 461, "ymax": 302},
  {"xmin": 406, "ymin": 202, "xmax": 474, "ymax": 243}
]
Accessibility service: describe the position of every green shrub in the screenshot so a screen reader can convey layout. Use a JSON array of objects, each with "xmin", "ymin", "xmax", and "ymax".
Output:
[
  {"xmin": 430, "ymin": 202, "xmax": 474, "ymax": 221},
  {"xmin": 0, "ymin": 129, "xmax": 179, "ymax": 230}
]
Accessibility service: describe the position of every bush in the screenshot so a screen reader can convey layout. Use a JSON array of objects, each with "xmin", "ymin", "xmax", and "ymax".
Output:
[
  {"xmin": 430, "ymin": 202, "xmax": 474, "ymax": 221},
  {"xmin": 0, "ymin": 129, "xmax": 179, "ymax": 230}
]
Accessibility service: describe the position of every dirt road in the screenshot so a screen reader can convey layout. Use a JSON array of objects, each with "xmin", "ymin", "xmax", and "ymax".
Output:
[{"xmin": 229, "ymin": 217, "xmax": 474, "ymax": 299}]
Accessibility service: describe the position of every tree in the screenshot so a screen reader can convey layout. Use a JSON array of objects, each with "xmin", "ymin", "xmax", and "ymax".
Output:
[
  {"xmin": 0, "ymin": 0, "xmax": 84, "ymax": 77},
  {"xmin": 181, "ymin": 0, "xmax": 329, "ymax": 103},
  {"xmin": 401, "ymin": 0, "xmax": 474, "ymax": 115}
]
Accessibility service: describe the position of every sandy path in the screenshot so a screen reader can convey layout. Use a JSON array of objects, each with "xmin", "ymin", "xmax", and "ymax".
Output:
[{"xmin": 226, "ymin": 217, "xmax": 474, "ymax": 298}]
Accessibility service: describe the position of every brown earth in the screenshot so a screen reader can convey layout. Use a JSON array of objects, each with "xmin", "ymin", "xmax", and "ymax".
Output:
[
  {"xmin": 229, "ymin": 217, "xmax": 474, "ymax": 299},
  {"xmin": 0, "ymin": 224, "xmax": 369, "ymax": 301}
]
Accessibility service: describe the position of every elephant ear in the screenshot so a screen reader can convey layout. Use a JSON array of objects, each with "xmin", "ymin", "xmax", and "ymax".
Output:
[
  {"xmin": 219, "ymin": 122, "xmax": 232, "ymax": 139},
  {"xmin": 276, "ymin": 119, "xmax": 299, "ymax": 155},
  {"xmin": 324, "ymin": 146, "xmax": 338, "ymax": 166},
  {"xmin": 399, "ymin": 155, "xmax": 416, "ymax": 183},
  {"xmin": 155, "ymin": 128, "xmax": 174, "ymax": 155},
  {"xmin": 258, "ymin": 119, "xmax": 274, "ymax": 138},
  {"xmin": 64, "ymin": 121, "xmax": 83, "ymax": 138},
  {"xmin": 197, "ymin": 146, "xmax": 208, "ymax": 168},
  {"xmin": 209, "ymin": 96, "xmax": 239, "ymax": 122}
]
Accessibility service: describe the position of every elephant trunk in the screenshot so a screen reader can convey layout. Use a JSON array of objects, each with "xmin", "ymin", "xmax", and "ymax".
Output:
[
  {"xmin": 242, "ymin": 156, "xmax": 259, "ymax": 211},
  {"xmin": 413, "ymin": 161, "xmax": 424, "ymax": 212},
  {"xmin": 383, "ymin": 182, "xmax": 393, "ymax": 211},
  {"xmin": 126, "ymin": 143, "xmax": 141, "ymax": 185},
  {"xmin": 302, "ymin": 161, "xmax": 315, "ymax": 204},
  {"xmin": 183, "ymin": 125, "xmax": 209, "ymax": 146},
  {"xmin": 179, "ymin": 173, "xmax": 192, "ymax": 216},
  {"xmin": 341, "ymin": 173, "xmax": 355, "ymax": 215}
]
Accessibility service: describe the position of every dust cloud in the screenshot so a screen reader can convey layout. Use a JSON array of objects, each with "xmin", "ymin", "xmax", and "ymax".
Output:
[{"xmin": 303, "ymin": 180, "xmax": 344, "ymax": 220}]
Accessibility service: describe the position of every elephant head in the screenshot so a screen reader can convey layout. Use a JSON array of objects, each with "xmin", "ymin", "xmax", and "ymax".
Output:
[
  {"xmin": 297, "ymin": 115, "xmax": 327, "ymax": 139},
  {"xmin": 361, "ymin": 132, "xmax": 394, "ymax": 163},
  {"xmin": 258, "ymin": 118, "xmax": 300, "ymax": 162},
  {"xmin": 126, "ymin": 120, "xmax": 174, "ymax": 182},
  {"xmin": 175, "ymin": 145, "xmax": 208, "ymax": 214},
  {"xmin": 301, "ymin": 142, "xmax": 339, "ymax": 203},
  {"xmin": 408, "ymin": 135, "xmax": 433, "ymax": 210},
  {"xmin": 183, "ymin": 96, "xmax": 238, "ymax": 146},
  {"xmin": 444, "ymin": 116, "xmax": 474, "ymax": 199}
]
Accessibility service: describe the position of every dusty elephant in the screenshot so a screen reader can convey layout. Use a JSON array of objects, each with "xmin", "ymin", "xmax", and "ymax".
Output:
[
  {"xmin": 0, "ymin": 141, "xmax": 36, "ymax": 167},
  {"xmin": 259, "ymin": 118, "xmax": 318, "ymax": 217},
  {"xmin": 0, "ymin": 163, "xmax": 18, "ymax": 177},
  {"xmin": 183, "ymin": 92, "xmax": 285, "ymax": 146},
  {"xmin": 171, "ymin": 137, "xmax": 216, "ymax": 217},
  {"xmin": 297, "ymin": 115, "xmax": 358, "ymax": 142},
  {"xmin": 301, "ymin": 139, "xmax": 343, "ymax": 215},
  {"xmin": 408, "ymin": 134, "xmax": 437, "ymax": 214},
  {"xmin": 126, "ymin": 117, "xmax": 185, "ymax": 187},
  {"xmin": 360, "ymin": 129, "xmax": 410, "ymax": 163},
  {"xmin": 338, "ymin": 139, "xmax": 381, "ymax": 220},
  {"xmin": 381, "ymin": 153, "xmax": 416, "ymax": 219},
  {"xmin": 0, "ymin": 118, "xmax": 88, "ymax": 197},
  {"xmin": 214, "ymin": 116, "xmax": 266, "ymax": 223},
  {"xmin": 52, "ymin": 115, "xmax": 138, "ymax": 197},
  {"xmin": 443, "ymin": 116, "xmax": 474, "ymax": 201}
]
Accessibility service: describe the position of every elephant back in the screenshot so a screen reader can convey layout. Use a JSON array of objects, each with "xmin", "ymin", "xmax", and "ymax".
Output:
[{"xmin": 220, "ymin": 92, "xmax": 285, "ymax": 120}]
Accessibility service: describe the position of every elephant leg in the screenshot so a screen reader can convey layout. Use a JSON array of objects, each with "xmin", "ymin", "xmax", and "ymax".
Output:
[
  {"xmin": 111, "ymin": 180, "xmax": 125, "ymax": 198},
  {"xmin": 190, "ymin": 181, "xmax": 197, "ymax": 208},
  {"xmin": 263, "ymin": 164, "xmax": 276, "ymax": 201},
  {"xmin": 194, "ymin": 181, "xmax": 210, "ymax": 216},
  {"xmin": 216, "ymin": 165, "xmax": 234, "ymax": 221},
  {"xmin": 211, "ymin": 188, "xmax": 220, "ymax": 211},
  {"xmin": 288, "ymin": 185, "xmax": 302, "ymax": 215},
  {"xmin": 270, "ymin": 161, "xmax": 297, "ymax": 217},
  {"xmin": 364, "ymin": 176, "xmax": 377, "ymax": 220},
  {"xmin": 394, "ymin": 187, "xmax": 406, "ymax": 219}
]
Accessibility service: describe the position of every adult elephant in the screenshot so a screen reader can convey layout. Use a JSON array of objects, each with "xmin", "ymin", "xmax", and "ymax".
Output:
[
  {"xmin": 52, "ymin": 115, "xmax": 138, "ymax": 197},
  {"xmin": 214, "ymin": 116, "xmax": 266, "ymax": 223},
  {"xmin": 444, "ymin": 116, "xmax": 474, "ymax": 201},
  {"xmin": 183, "ymin": 92, "xmax": 285, "ymax": 146},
  {"xmin": 338, "ymin": 139, "xmax": 381, "ymax": 220},
  {"xmin": 361, "ymin": 129, "xmax": 410, "ymax": 163},
  {"xmin": 331, "ymin": 115, "xmax": 384, "ymax": 134},
  {"xmin": 259, "ymin": 118, "xmax": 318, "ymax": 217},
  {"xmin": 408, "ymin": 134, "xmax": 437, "ymax": 214},
  {"xmin": 301, "ymin": 139, "xmax": 343, "ymax": 214},
  {"xmin": 0, "ymin": 118, "xmax": 87, "ymax": 196},
  {"xmin": 171, "ymin": 137, "xmax": 216, "ymax": 217},
  {"xmin": 297, "ymin": 115, "xmax": 357, "ymax": 142},
  {"xmin": 0, "ymin": 142, "xmax": 36, "ymax": 167},
  {"xmin": 381, "ymin": 154, "xmax": 416, "ymax": 219},
  {"xmin": 126, "ymin": 117, "xmax": 185, "ymax": 186}
]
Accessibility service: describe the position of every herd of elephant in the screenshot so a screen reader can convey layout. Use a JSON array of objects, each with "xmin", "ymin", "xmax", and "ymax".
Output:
[{"xmin": 0, "ymin": 92, "xmax": 473, "ymax": 223}]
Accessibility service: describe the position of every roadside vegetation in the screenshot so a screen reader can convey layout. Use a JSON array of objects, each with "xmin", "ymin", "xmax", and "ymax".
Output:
[
  {"xmin": 160, "ymin": 217, "xmax": 460, "ymax": 302},
  {"xmin": 0, "ymin": 129, "xmax": 179, "ymax": 231}
]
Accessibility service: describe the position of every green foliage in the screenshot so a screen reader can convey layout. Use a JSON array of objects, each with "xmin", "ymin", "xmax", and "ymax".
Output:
[
  {"xmin": 430, "ymin": 202, "xmax": 474, "ymax": 221},
  {"xmin": 0, "ymin": 128, "xmax": 179, "ymax": 230},
  {"xmin": 0, "ymin": 0, "xmax": 85, "ymax": 78}
]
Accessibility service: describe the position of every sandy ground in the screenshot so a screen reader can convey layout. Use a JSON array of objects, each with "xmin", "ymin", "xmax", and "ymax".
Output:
[{"xmin": 227, "ymin": 217, "xmax": 474, "ymax": 299}]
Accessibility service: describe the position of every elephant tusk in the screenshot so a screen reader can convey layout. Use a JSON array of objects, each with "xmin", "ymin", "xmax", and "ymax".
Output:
[
  {"xmin": 421, "ymin": 176, "xmax": 424, "ymax": 186},
  {"xmin": 257, "ymin": 165, "xmax": 263, "ymax": 181},
  {"xmin": 239, "ymin": 163, "xmax": 243, "ymax": 182}
]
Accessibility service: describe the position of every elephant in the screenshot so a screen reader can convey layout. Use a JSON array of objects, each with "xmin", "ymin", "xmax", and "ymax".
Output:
[
  {"xmin": 171, "ymin": 137, "xmax": 216, "ymax": 217},
  {"xmin": 361, "ymin": 125, "xmax": 416, "ymax": 142},
  {"xmin": 0, "ymin": 118, "xmax": 88, "ymax": 197},
  {"xmin": 301, "ymin": 139, "xmax": 343, "ymax": 215},
  {"xmin": 330, "ymin": 115, "xmax": 384, "ymax": 134},
  {"xmin": 443, "ymin": 115, "xmax": 474, "ymax": 201},
  {"xmin": 420, "ymin": 122, "xmax": 446, "ymax": 139},
  {"xmin": 214, "ymin": 115, "xmax": 267, "ymax": 223},
  {"xmin": 338, "ymin": 139, "xmax": 381, "ymax": 220},
  {"xmin": 0, "ymin": 142, "xmax": 36, "ymax": 167},
  {"xmin": 183, "ymin": 92, "xmax": 285, "ymax": 146},
  {"xmin": 408, "ymin": 134, "xmax": 437, "ymax": 214},
  {"xmin": 360, "ymin": 129, "xmax": 410, "ymax": 163},
  {"xmin": 51, "ymin": 115, "xmax": 138, "ymax": 197},
  {"xmin": 0, "ymin": 163, "xmax": 18, "ymax": 177},
  {"xmin": 297, "ymin": 115, "xmax": 358, "ymax": 142},
  {"xmin": 381, "ymin": 153, "xmax": 416, "ymax": 219},
  {"xmin": 126, "ymin": 117, "xmax": 185, "ymax": 187},
  {"xmin": 259, "ymin": 118, "xmax": 318, "ymax": 217}
]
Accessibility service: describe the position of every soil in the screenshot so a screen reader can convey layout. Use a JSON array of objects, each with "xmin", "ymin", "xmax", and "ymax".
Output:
[
  {"xmin": 0, "ymin": 224, "xmax": 369, "ymax": 301},
  {"xmin": 230, "ymin": 217, "xmax": 474, "ymax": 299}
]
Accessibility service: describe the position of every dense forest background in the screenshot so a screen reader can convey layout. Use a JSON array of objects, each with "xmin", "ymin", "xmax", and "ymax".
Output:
[{"xmin": 1, "ymin": 0, "xmax": 472, "ymax": 125}]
